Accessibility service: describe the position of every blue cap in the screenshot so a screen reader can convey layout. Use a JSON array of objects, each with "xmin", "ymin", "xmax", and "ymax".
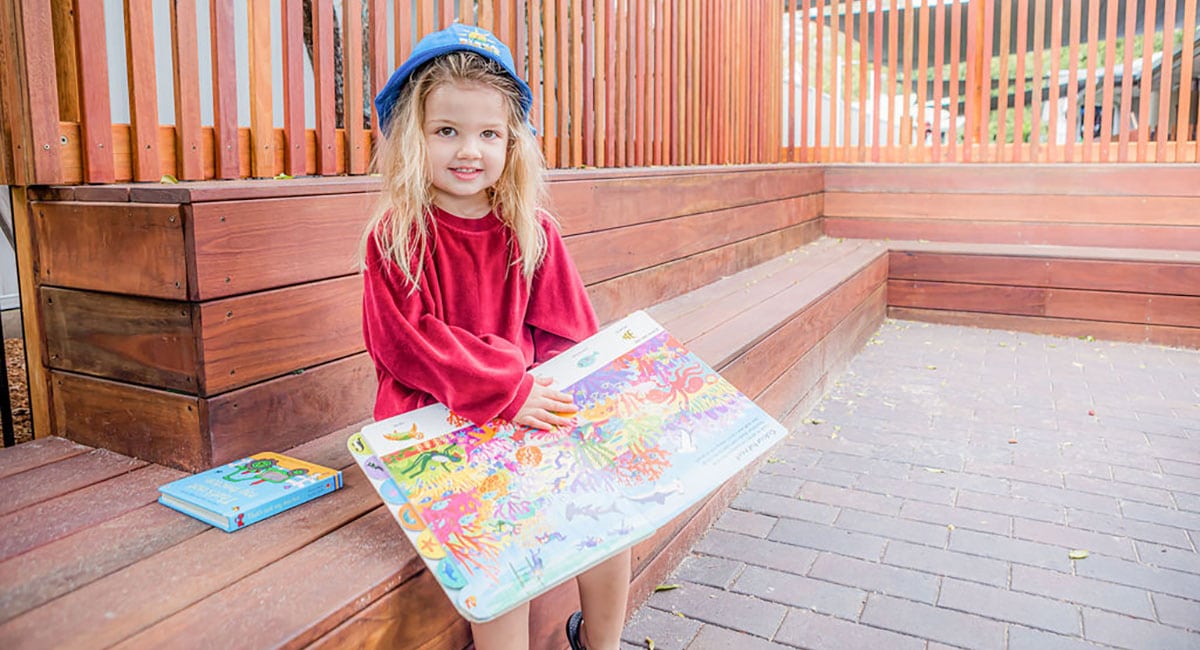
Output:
[{"xmin": 374, "ymin": 24, "xmax": 533, "ymax": 133}]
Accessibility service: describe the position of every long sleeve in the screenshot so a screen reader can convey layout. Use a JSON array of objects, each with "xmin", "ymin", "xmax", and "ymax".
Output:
[
  {"xmin": 362, "ymin": 234, "xmax": 534, "ymax": 424},
  {"xmin": 527, "ymin": 217, "xmax": 599, "ymax": 363}
]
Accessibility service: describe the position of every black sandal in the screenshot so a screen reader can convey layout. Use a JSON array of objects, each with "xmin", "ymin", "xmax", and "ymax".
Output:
[{"xmin": 565, "ymin": 610, "xmax": 585, "ymax": 650}]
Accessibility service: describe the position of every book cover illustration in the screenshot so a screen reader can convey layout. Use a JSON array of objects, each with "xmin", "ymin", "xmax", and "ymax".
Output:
[
  {"xmin": 355, "ymin": 311, "xmax": 787, "ymax": 622},
  {"xmin": 158, "ymin": 452, "xmax": 343, "ymax": 532}
]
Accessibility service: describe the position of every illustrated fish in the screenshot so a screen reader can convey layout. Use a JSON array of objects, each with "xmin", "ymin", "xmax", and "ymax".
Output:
[
  {"xmin": 627, "ymin": 480, "xmax": 683, "ymax": 504},
  {"xmin": 565, "ymin": 502, "xmax": 622, "ymax": 521}
]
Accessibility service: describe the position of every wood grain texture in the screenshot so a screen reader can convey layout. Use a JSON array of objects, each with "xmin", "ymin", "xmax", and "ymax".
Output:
[
  {"xmin": 823, "ymin": 218, "xmax": 1200, "ymax": 251},
  {"xmin": 49, "ymin": 371, "xmax": 205, "ymax": 471},
  {"xmin": 41, "ymin": 287, "xmax": 199, "ymax": 393},
  {"xmin": 824, "ymin": 192, "xmax": 1200, "ymax": 226},
  {"xmin": 0, "ymin": 500, "xmax": 207, "ymax": 626},
  {"xmin": 822, "ymin": 164, "xmax": 1200, "ymax": 196},
  {"xmin": 307, "ymin": 569, "xmax": 470, "ymax": 650},
  {"xmin": 550, "ymin": 162, "xmax": 823, "ymax": 235},
  {"xmin": 123, "ymin": 0, "xmax": 160, "ymax": 182},
  {"xmin": 72, "ymin": 0, "xmax": 115, "ymax": 183},
  {"xmin": 188, "ymin": 192, "xmax": 373, "ymax": 299},
  {"xmin": 587, "ymin": 220, "xmax": 822, "ymax": 324},
  {"xmin": 889, "ymin": 307, "xmax": 1200, "ymax": 349},
  {"xmin": 0, "ymin": 473, "xmax": 378, "ymax": 650},
  {"xmin": 888, "ymin": 280, "xmax": 1200, "ymax": 328},
  {"xmin": 113, "ymin": 507, "xmax": 417, "ymax": 650},
  {"xmin": 0, "ymin": 448, "xmax": 145, "ymax": 518},
  {"xmin": 567, "ymin": 195, "xmax": 819, "ymax": 285},
  {"xmin": 888, "ymin": 252, "xmax": 1200, "ymax": 297},
  {"xmin": 0, "ymin": 436, "xmax": 90, "ymax": 481},
  {"xmin": 206, "ymin": 353, "xmax": 376, "ymax": 467},
  {"xmin": 0, "ymin": 464, "xmax": 183, "ymax": 564},
  {"xmin": 33, "ymin": 201, "xmax": 188, "ymax": 299},
  {"xmin": 197, "ymin": 276, "xmax": 363, "ymax": 395}
]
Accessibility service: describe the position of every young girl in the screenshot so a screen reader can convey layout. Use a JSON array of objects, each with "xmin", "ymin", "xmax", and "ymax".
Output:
[{"xmin": 360, "ymin": 24, "xmax": 629, "ymax": 650}]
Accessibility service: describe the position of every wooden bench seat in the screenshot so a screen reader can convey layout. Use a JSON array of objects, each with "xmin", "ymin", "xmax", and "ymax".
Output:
[{"xmin": 0, "ymin": 236, "xmax": 887, "ymax": 650}]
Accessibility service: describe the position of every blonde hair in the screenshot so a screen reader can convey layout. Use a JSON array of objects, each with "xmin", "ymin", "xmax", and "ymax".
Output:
[{"xmin": 360, "ymin": 51, "xmax": 549, "ymax": 289}]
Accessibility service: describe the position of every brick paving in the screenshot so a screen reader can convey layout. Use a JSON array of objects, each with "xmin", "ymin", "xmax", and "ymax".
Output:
[{"xmin": 623, "ymin": 320, "xmax": 1200, "ymax": 650}]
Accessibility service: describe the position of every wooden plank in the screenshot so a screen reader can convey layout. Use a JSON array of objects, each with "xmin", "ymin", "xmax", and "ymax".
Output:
[
  {"xmin": 1156, "ymin": 0, "xmax": 1177, "ymax": 161},
  {"xmin": 824, "ymin": 217, "xmax": 1200, "ymax": 251},
  {"xmin": 41, "ymin": 288, "xmax": 199, "ymax": 393},
  {"xmin": 589, "ymin": 221, "xmax": 823, "ymax": 325},
  {"xmin": 888, "ymin": 252, "xmax": 1200, "ymax": 297},
  {"xmin": 574, "ymin": 0, "xmax": 586, "ymax": 166},
  {"xmin": 1176, "ymin": 0, "xmax": 1197, "ymax": 161},
  {"xmin": 821, "ymin": 164, "xmax": 1200, "ymax": 197},
  {"xmin": 651, "ymin": 238, "xmax": 865, "ymax": 338},
  {"xmin": 197, "ymin": 276, "xmax": 363, "ymax": 395},
  {"xmin": 822, "ymin": 191, "xmax": 1200, "ymax": 226},
  {"xmin": 885, "ymin": 0, "xmax": 898, "ymax": 159},
  {"xmin": 369, "ymin": 0, "xmax": 387, "ymax": 144},
  {"xmin": 307, "ymin": 570, "xmax": 470, "ymax": 650},
  {"xmin": 888, "ymin": 307, "xmax": 1200, "ymax": 350},
  {"xmin": 1046, "ymin": 0, "xmax": 1063, "ymax": 159},
  {"xmin": 542, "ymin": 0, "xmax": 558, "ymax": 166},
  {"xmin": 885, "ymin": 240, "xmax": 1200, "ymax": 265},
  {"xmin": 32, "ymin": 201, "xmax": 187, "ymax": 299},
  {"xmin": 171, "ymin": 0, "xmax": 204, "ymax": 180},
  {"xmin": 916, "ymin": 0, "xmax": 929, "ymax": 161},
  {"xmin": 282, "ymin": 0, "xmax": 306, "ymax": 177},
  {"xmin": 1117, "ymin": 1, "xmax": 1137, "ymax": 161},
  {"xmin": 1098, "ymin": 0, "xmax": 1119, "ymax": 162},
  {"xmin": 0, "ymin": 500, "xmax": 207, "ymax": 625},
  {"xmin": 1135, "ymin": 0, "xmax": 1157, "ymax": 162},
  {"xmin": 10, "ymin": 188, "xmax": 51, "ymax": 439},
  {"xmin": 551, "ymin": 167, "xmax": 823, "ymax": 234},
  {"xmin": 345, "ymin": 0, "xmax": 367, "ymax": 174},
  {"xmin": 188, "ymin": 192, "xmax": 374, "ymax": 300},
  {"xmin": 0, "ymin": 463, "xmax": 183, "ymax": 565},
  {"xmin": 72, "ymin": 0, "xmax": 115, "ymax": 183},
  {"xmin": 209, "ymin": 0, "xmax": 238, "ymax": 179},
  {"xmin": 713, "ymin": 253, "xmax": 888, "ymax": 398},
  {"xmin": 993, "ymin": 0, "xmax": 1011, "ymax": 161},
  {"xmin": 931, "ymin": 0, "xmax": 946, "ymax": 162},
  {"xmin": 0, "ymin": 437, "xmax": 90, "ymax": 481},
  {"xmin": 49, "ymin": 371, "xmax": 206, "ymax": 471},
  {"xmin": 0, "ymin": 472, "xmax": 378, "ymax": 650},
  {"xmin": 3, "ymin": 0, "xmax": 62, "ymax": 184},
  {"xmin": 566, "ymin": 195, "xmax": 820, "ymax": 285},
  {"xmin": 1064, "ymin": 0, "xmax": 1082, "ymax": 162},
  {"xmin": 1029, "ymin": 0, "xmax": 1045, "ymax": 161},
  {"xmin": 129, "ymin": 174, "xmax": 381, "ymax": 204},
  {"xmin": 1012, "ymin": 0, "xmax": 1029, "ymax": 162},
  {"xmin": 206, "ymin": 353, "xmax": 375, "ymax": 467},
  {"xmin": 247, "ymin": 0, "xmax": 273, "ymax": 177},
  {"xmin": 313, "ymin": 0, "xmax": 337, "ymax": 174},
  {"xmin": 755, "ymin": 283, "xmax": 885, "ymax": 420},
  {"xmin": 123, "ymin": 0, "xmax": 160, "ymax": 182},
  {"xmin": 888, "ymin": 280, "xmax": 1200, "ymax": 328},
  {"xmin": 0, "ymin": 448, "xmax": 146, "ymax": 518},
  {"xmin": 113, "ymin": 507, "xmax": 417, "ymax": 649}
]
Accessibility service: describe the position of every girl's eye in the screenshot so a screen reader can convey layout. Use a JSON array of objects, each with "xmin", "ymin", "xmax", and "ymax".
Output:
[
  {"xmin": 482, "ymin": 130, "xmax": 501, "ymax": 140},
  {"xmin": 437, "ymin": 127, "xmax": 456, "ymax": 137}
]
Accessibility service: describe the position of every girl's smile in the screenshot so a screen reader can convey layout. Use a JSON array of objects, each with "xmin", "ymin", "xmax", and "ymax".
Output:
[{"xmin": 424, "ymin": 82, "xmax": 510, "ymax": 219}]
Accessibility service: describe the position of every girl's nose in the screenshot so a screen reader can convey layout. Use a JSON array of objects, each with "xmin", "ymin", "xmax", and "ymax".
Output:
[{"xmin": 458, "ymin": 138, "xmax": 482, "ymax": 158}]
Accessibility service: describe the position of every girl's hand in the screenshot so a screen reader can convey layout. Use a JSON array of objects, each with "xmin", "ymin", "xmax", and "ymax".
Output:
[{"xmin": 513, "ymin": 376, "xmax": 577, "ymax": 430}]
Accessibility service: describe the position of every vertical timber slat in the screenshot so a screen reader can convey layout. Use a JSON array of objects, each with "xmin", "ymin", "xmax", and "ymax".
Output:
[
  {"xmin": 124, "ymin": 0, "xmax": 160, "ymax": 182},
  {"xmin": 73, "ymin": 0, "xmax": 115, "ymax": 183},
  {"xmin": 282, "ymin": 0, "xmax": 306, "ymax": 177},
  {"xmin": 248, "ymin": 0, "xmax": 273, "ymax": 178}
]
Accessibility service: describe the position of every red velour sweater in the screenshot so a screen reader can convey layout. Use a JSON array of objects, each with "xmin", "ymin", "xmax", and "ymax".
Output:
[{"xmin": 362, "ymin": 206, "xmax": 598, "ymax": 425}]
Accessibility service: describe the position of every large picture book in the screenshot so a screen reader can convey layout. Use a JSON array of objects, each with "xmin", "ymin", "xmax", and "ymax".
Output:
[
  {"xmin": 159, "ymin": 452, "xmax": 343, "ymax": 532},
  {"xmin": 348, "ymin": 310, "xmax": 787, "ymax": 623}
]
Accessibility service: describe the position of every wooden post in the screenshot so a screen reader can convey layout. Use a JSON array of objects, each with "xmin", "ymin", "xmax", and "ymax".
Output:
[
  {"xmin": 248, "ymin": 0, "xmax": 274, "ymax": 178},
  {"xmin": 11, "ymin": 187, "xmax": 52, "ymax": 439},
  {"xmin": 1, "ymin": 0, "xmax": 63, "ymax": 185}
]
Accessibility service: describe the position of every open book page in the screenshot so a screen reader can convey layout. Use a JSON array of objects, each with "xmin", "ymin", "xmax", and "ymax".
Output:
[{"xmin": 350, "ymin": 311, "xmax": 787, "ymax": 622}]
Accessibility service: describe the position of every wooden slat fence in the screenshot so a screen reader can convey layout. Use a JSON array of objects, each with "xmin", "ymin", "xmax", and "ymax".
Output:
[{"xmin": 1, "ymin": 0, "xmax": 1197, "ymax": 185}]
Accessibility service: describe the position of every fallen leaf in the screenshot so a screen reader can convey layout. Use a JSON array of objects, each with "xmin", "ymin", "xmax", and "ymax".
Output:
[
  {"xmin": 159, "ymin": 174, "xmax": 179, "ymax": 184},
  {"xmin": 766, "ymin": 457, "xmax": 784, "ymax": 464},
  {"xmin": 273, "ymin": 172, "xmax": 293, "ymax": 180},
  {"xmin": 646, "ymin": 638, "xmax": 656, "ymax": 650},
  {"xmin": 1008, "ymin": 439, "xmax": 1018, "ymax": 444},
  {"xmin": 926, "ymin": 365, "xmax": 937, "ymax": 370},
  {"xmin": 998, "ymin": 342, "xmax": 1007, "ymax": 347},
  {"xmin": 804, "ymin": 418, "xmax": 825, "ymax": 425},
  {"xmin": 672, "ymin": 611, "xmax": 685, "ymax": 618},
  {"xmin": 654, "ymin": 584, "xmax": 680, "ymax": 592},
  {"xmin": 1068, "ymin": 549, "xmax": 1090, "ymax": 560},
  {"xmin": 947, "ymin": 524, "xmax": 955, "ymax": 531},
  {"xmin": 924, "ymin": 467, "xmax": 945, "ymax": 473}
]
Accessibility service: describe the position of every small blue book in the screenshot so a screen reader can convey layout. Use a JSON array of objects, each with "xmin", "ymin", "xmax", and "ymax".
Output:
[{"xmin": 158, "ymin": 452, "xmax": 343, "ymax": 532}]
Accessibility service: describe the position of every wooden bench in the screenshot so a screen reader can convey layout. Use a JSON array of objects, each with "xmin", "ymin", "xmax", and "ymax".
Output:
[
  {"xmin": 3, "ymin": 166, "xmax": 892, "ymax": 649},
  {"xmin": 6, "ymin": 162, "xmax": 1195, "ymax": 648}
]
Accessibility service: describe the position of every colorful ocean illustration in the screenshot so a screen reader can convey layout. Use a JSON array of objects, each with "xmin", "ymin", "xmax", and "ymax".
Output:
[{"xmin": 351, "ymin": 311, "xmax": 787, "ymax": 623}]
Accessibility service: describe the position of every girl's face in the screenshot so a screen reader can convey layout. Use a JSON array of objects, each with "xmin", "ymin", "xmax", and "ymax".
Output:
[{"xmin": 423, "ymin": 82, "xmax": 510, "ymax": 218}]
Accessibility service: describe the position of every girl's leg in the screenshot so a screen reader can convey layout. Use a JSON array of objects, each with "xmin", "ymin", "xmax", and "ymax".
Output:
[
  {"xmin": 574, "ymin": 547, "xmax": 632, "ymax": 650},
  {"xmin": 470, "ymin": 601, "xmax": 530, "ymax": 650}
]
